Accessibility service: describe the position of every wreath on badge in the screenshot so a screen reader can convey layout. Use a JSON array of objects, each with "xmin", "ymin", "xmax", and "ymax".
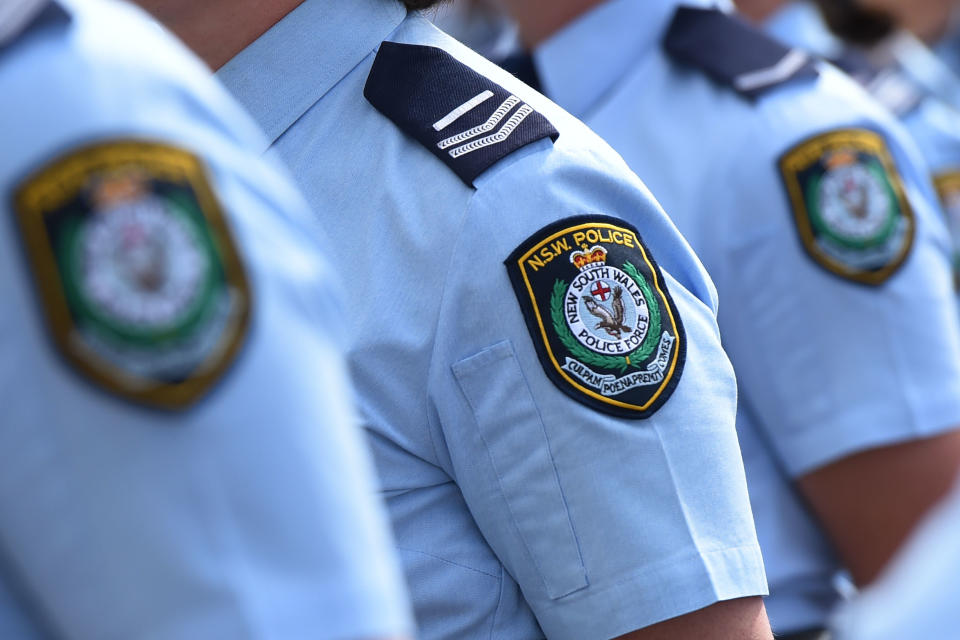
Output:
[{"xmin": 550, "ymin": 261, "xmax": 661, "ymax": 373}]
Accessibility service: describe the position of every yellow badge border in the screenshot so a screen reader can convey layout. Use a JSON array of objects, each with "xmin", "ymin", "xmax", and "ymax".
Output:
[
  {"xmin": 14, "ymin": 140, "xmax": 252, "ymax": 410},
  {"xmin": 934, "ymin": 170, "xmax": 960, "ymax": 206},
  {"xmin": 514, "ymin": 221, "xmax": 682, "ymax": 412},
  {"xmin": 780, "ymin": 129, "xmax": 915, "ymax": 286}
]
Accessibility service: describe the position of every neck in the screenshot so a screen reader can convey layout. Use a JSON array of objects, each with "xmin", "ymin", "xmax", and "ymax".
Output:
[
  {"xmin": 734, "ymin": 0, "xmax": 787, "ymax": 23},
  {"xmin": 503, "ymin": 0, "xmax": 607, "ymax": 48},
  {"xmin": 135, "ymin": 0, "xmax": 304, "ymax": 69}
]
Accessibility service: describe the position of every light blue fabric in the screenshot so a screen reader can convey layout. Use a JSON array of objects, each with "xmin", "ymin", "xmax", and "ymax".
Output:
[
  {"xmin": 532, "ymin": 0, "xmax": 960, "ymax": 634},
  {"xmin": 219, "ymin": 1, "xmax": 768, "ymax": 637},
  {"xmin": 0, "ymin": 0, "xmax": 413, "ymax": 637}
]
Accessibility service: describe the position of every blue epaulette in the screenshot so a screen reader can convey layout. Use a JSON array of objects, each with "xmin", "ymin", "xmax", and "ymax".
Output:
[
  {"xmin": 364, "ymin": 42, "xmax": 559, "ymax": 187},
  {"xmin": 663, "ymin": 6, "xmax": 819, "ymax": 100}
]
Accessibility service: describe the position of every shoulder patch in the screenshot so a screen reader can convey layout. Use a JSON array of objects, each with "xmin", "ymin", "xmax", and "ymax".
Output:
[
  {"xmin": 779, "ymin": 129, "xmax": 915, "ymax": 285},
  {"xmin": 506, "ymin": 215, "xmax": 685, "ymax": 419},
  {"xmin": 364, "ymin": 41, "xmax": 558, "ymax": 187},
  {"xmin": 13, "ymin": 140, "xmax": 251, "ymax": 409},
  {"xmin": 933, "ymin": 170, "xmax": 960, "ymax": 288},
  {"xmin": 663, "ymin": 6, "xmax": 818, "ymax": 99}
]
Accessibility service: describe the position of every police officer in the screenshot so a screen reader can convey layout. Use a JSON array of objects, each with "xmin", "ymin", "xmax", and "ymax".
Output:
[
  {"xmin": 486, "ymin": 0, "xmax": 960, "ymax": 637},
  {"xmin": 0, "ymin": 0, "xmax": 413, "ymax": 637},
  {"xmin": 136, "ymin": 0, "xmax": 775, "ymax": 637},
  {"xmin": 761, "ymin": 0, "xmax": 960, "ymax": 287}
]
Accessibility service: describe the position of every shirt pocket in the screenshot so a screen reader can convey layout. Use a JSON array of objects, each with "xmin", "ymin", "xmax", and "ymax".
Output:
[{"xmin": 452, "ymin": 340, "xmax": 588, "ymax": 600}]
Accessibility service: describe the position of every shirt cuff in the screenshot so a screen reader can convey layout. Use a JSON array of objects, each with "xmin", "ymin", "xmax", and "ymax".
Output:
[{"xmin": 533, "ymin": 544, "xmax": 768, "ymax": 640}]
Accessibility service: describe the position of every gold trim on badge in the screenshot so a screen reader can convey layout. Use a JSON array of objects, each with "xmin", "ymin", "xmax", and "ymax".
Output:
[
  {"xmin": 14, "ymin": 140, "xmax": 251, "ymax": 410},
  {"xmin": 780, "ymin": 129, "xmax": 915, "ymax": 285},
  {"xmin": 934, "ymin": 171, "xmax": 960, "ymax": 205},
  {"xmin": 514, "ymin": 222, "xmax": 681, "ymax": 411}
]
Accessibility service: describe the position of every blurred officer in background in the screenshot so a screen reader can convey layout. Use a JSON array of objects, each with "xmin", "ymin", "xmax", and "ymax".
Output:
[
  {"xmin": 0, "ymin": 0, "xmax": 413, "ymax": 637},
  {"xmin": 760, "ymin": 0, "xmax": 960, "ymax": 285},
  {"xmin": 830, "ymin": 476, "xmax": 960, "ymax": 639},
  {"xmin": 488, "ymin": 0, "xmax": 960, "ymax": 637},
  {"xmin": 135, "ymin": 0, "xmax": 776, "ymax": 638},
  {"xmin": 432, "ymin": 0, "xmax": 520, "ymax": 61},
  {"xmin": 934, "ymin": 4, "xmax": 960, "ymax": 84}
]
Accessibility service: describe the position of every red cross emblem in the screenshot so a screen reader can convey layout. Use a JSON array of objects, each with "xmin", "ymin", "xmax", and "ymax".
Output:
[{"xmin": 591, "ymin": 280, "xmax": 612, "ymax": 301}]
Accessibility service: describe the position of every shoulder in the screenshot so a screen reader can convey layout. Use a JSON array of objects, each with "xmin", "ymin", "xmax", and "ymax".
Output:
[
  {"xmin": 0, "ymin": 0, "xmax": 258, "ymax": 140},
  {"xmin": 662, "ymin": 6, "xmax": 819, "ymax": 100},
  {"xmin": 364, "ymin": 14, "xmax": 640, "ymax": 191},
  {"xmin": 0, "ymin": 0, "xmax": 269, "ymax": 188}
]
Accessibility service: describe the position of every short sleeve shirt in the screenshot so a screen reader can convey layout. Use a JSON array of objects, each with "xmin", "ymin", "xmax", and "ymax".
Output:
[
  {"xmin": 218, "ymin": 1, "xmax": 768, "ymax": 638},
  {"xmin": 0, "ymin": 1, "xmax": 412, "ymax": 637},
  {"xmin": 532, "ymin": 0, "xmax": 960, "ymax": 633}
]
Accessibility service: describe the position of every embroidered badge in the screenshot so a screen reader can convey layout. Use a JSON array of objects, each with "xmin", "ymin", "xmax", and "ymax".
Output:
[
  {"xmin": 506, "ymin": 216, "xmax": 685, "ymax": 419},
  {"xmin": 14, "ymin": 140, "xmax": 251, "ymax": 409},
  {"xmin": 779, "ymin": 129, "xmax": 915, "ymax": 285},
  {"xmin": 934, "ymin": 171, "xmax": 960, "ymax": 289}
]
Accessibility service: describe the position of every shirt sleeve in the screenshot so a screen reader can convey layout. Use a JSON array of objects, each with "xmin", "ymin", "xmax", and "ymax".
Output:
[
  {"xmin": 0, "ymin": 7, "xmax": 412, "ymax": 639},
  {"xmin": 428, "ymin": 145, "xmax": 767, "ymax": 640},
  {"xmin": 715, "ymin": 112, "xmax": 960, "ymax": 478}
]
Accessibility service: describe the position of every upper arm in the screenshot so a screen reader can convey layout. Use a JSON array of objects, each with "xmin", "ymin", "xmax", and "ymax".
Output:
[
  {"xmin": 0, "ymin": 13, "xmax": 412, "ymax": 639},
  {"xmin": 719, "ymin": 118, "xmax": 960, "ymax": 477},
  {"xmin": 428, "ymin": 152, "xmax": 768, "ymax": 638},
  {"xmin": 717, "ymin": 115, "xmax": 960, "ymax": 583},
  {"xmin": 797, "ymin": 429, "xmax": 960, "ymax": 585}
]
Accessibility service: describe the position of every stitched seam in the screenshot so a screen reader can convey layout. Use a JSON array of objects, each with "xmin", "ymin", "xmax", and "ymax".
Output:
[
  {"xmin": 511, "ymin": 349, "xmax": 589, "ymax": 591},
  {"xmin": 396, "ymin": 547, "xmax": 499, "ymax": 579},
  {"xmin": 423, "ymin": 189, "xmax": 479, "ymax": 471},
  {"xmin": 455, "ymin": 359, "xmax": 554, "ymax": 590},
  {"xmin": 545, "ymin": 543, "xmax": 762, "ymax": 605},
  {"xmin": 488, "ymin": 563, "xmax": 505, "ymax": 640}
]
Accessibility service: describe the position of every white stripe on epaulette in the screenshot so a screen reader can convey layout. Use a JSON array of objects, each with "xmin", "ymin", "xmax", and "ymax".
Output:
[
  {"xmin": 449, "ymin": 104, "xmax": 534, "ymax": 158},
  {"xmin": 0, "ymin": 0, "xmax": 48, "ymax": 47},
  {"xmin": 733, "ymin": 49, "xmax": 810, "ymax": 94},
  {"xmin": 433, "ymin": 90, "xmax": 494, "ymax": 132},
  {"xmin": 437, "ymin": 95, "xmax": 522, "ymax": 150}
]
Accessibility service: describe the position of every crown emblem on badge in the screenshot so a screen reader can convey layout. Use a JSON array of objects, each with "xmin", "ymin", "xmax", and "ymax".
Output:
[
  {"xmin": 825, "ymin": 150, "xmax": 858, "ymax": 169},
  {"xmin": 570, "ymin": 245, "xmax": 608, "ymax": 270},
  {"xmin": 90, "ymin": 171, "xmax": 149, "ymax": 210}
]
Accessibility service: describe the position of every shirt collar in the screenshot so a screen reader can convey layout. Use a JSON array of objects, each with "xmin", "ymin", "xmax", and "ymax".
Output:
[
  {"xmin": 533, "ymin": 0, "xmax": 728, "ymax": 118},
  {"xmin": 217, "ymin": 0, "xmax": 406, "ymax": 151}
]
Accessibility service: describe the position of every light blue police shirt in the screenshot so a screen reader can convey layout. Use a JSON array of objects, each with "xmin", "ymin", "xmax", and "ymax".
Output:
[
  {"xmin": 767, "ymin": 1, "xmax": 960, "ymax": 280},
  {"xmin": 830, "ymin": 478, "xmax": 960, "ymax": 640},
  {"xmin": 531, "ymin": 0, "xmax": 960, "ymax": 633},
  {"xmin": 218, "ymin": 0, "xmax": 768, "ymax": 637},
  {"xmin": 0, "ymin": 0, "xmax": 413, "ymax": 637}
]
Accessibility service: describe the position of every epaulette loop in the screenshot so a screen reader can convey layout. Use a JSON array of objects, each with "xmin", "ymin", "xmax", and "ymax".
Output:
[
  {"xmin": 663, "ymin": 6, "xmax": 819, "ymax": 99},
  {"xmin": 364, "ymin": 42, "xmax": 558, "ymax": 186}
]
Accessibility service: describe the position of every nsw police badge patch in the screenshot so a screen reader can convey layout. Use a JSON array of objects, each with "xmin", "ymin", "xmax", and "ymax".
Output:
[
  {"xmin": 780, "ymin": 129, "xmax": 915, "ymax": 285},
  {"xmin": 506, "ymin": 216, "xmax": 685, "ymax": 419},
  {"xmin": 14, "ymin": 140, "xmax": 251, "ymax": 409},
  {"xmin": 934, "ymin": 171, "xmax": 960, "ymax": 289}
]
